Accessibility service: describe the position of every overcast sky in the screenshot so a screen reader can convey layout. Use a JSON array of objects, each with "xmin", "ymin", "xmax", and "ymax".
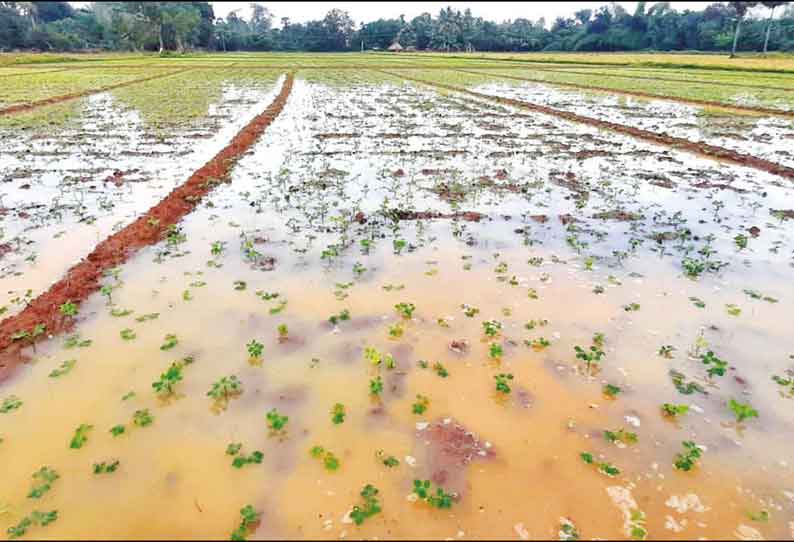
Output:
[{"xmin": 70, "ymin": 2, "xmax": 729, "ymax": 28}]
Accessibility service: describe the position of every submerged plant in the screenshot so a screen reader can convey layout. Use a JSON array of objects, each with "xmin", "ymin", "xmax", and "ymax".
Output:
[
  {"xmin": 27, "ymin": 467, "xmax": 59, "ymax": 499},
  {"xmin": 494, "ymin": 373, "xmax": 514, "ymax": 394},
  {"xmin": 412, "ymin": 479, "xmax": 454, "ymax": 508},
  {"xmin": 266, "ymin": 408, "xmax": 289, "ymax": 435},
  {"xmin": 412, "ymin": 394, "xmax": 430, "ymax": 415},
  {"xmin": 395, "ymin": 302, "xmax": 416, "ymax": 318},
  {"xmin": 350, "ymin": 484, "xmax": 382, "ymax": 525},
  {"xmin": 309, "ymin": 445, "xmax": 340, "ymax": 471},
  {"xmin": 661, "ymin": 403, "xmax": 689, "ymax": 418},
  {"xmin": 729, "ymin": 399, "xmax": 758, "ymax": 423},
  {"xmin": 69, "ymin": 424, "xmax": 93, "ymax": 449},
  {"xmin": 673, "ymin": 441, "xmax": 702, "ymax": 472},
  {"xmin": 246, "ymin": 340, "xmax": 264, "ymax": 359},
  {"xmin": 331, "ymin": 403, "xmax": 346, "ymax": 424},
  {"xmin": 230, "ymin": 505, "xmax": 261, "ymax": 541}
]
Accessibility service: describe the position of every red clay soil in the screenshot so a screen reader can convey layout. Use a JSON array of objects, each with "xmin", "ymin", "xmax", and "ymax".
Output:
[
  {"xmin": 383, "ymin": 71, "xmax": 794, "ymax": 181},
  {"xmin": 0, "ymin": 68, "xmax": 194, "ymax": 117},
  {"xmin": 0, "ymin": 73, "xmax": 294, "ymax": 382},
  {"xmin": 454, "ymin": 68, "xmax": 794, "ymax": 119}
]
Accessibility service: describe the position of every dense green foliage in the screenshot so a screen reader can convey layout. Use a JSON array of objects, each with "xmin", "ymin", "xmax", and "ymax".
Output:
[{"xmin": 0, "ymin": 2, "xmax": 792, "ymax": 54}]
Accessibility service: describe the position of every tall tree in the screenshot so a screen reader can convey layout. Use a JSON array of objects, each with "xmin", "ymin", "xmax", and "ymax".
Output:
[
  {"xmin": 729, "ymin": 1, "xmax": 759, "ymax": 57},
  {"xmin": 761, "ymin": 1, "xmax": 788, "ymax": 53}
]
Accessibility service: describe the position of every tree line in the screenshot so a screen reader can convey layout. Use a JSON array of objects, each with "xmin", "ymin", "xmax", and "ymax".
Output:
[{"xmin": 1, "ymin": 1, "xmax": 792, "ymax": 55}]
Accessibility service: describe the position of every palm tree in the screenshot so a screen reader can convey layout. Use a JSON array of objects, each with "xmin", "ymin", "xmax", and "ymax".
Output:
[
  {"xmin": 728, "ymin": 1, "xmax": 759, "ymax": 58},
  {"xmin": 761, "ymin": 1, "xmax": 787, "ymax": 54}
]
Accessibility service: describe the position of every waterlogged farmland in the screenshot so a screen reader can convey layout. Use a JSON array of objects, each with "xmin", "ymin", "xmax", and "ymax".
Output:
[{"xmin": 1, "ymin": 53, "xmax": 794, "ymax": 540}]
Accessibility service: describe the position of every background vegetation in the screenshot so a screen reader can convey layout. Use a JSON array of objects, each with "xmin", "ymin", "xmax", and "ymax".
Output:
[{"xmin": 0, "ymin": 1, "xmax": 793, "ymax": 54}]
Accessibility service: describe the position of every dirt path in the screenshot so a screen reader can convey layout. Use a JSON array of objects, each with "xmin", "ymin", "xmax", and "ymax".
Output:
[
  {"xmin": 0, "ymin": 68, "xmax": 194, "ymax": 116},
  {"xmin": 0, "ymin": 72, "xmax": 295, "ymax": 382},
  {"xmin": 382, "ymin": 70, "xmax": 794, "ymax": 181},
  {"xmin": 453, "ymin": 69, "xmax": 794, "ymax": 118}
]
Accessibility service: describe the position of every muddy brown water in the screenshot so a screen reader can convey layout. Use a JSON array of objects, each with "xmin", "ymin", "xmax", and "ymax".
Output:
[{"xmin": 1, "ymin": 73, "xmax": 794, "ymax": 540}]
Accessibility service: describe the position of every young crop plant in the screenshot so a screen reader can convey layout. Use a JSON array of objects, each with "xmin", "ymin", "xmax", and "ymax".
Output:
[
  {"xmin": 230, "ymin": 505, "xmax": 261, "ymax": 541},
  {"xmin": 669, "ymin": 370, "xmax": 706, "ymax": 395},
  {"xmin": 673, "ymin": 441, "xmax": 702, "ymax": 472},
  {"xmin": 6, "ymin": 510, "xmax": 58, "ymax": 539},
  {"xmin": 152, "ymin": 358, "xmax": 192, "ymax": 398},
  {"xmin": 701, "ymin": 351, "xmax": 728, "ymax": 378},
  {"xmin": 120, "ymin": 328, "xmax": 137, "ymax": 341},
  {"xmin": 376, "ymin": 450, "xmax": 400, "ymax": 468},
  {"xmin": 412, "ymin": 394, "xmax": 430, "ymax": 415},
  {"xmin": 526, "ymin": 337, "xmax": 551, "ymax": 351},
  {"xmin": 27, "ymin": 467, "xmax": 59, "ymax": 499},
  {"xmin": 604, "ymin": 428, "xmax": 638, "ymax": 445},
  {"xmin": 69, "ymin": 424, "xmax": 93, "ymax": 449},
  {"xmin": 603, "ymin": 384, "xmax": 622, "ymax": 398},
  {"xmin": 559, "ymin": 517, "xmax": 580, "ymax": 541},
  {"xmin": 575, "ymin": 343, "xmax": 605, "ymax": 374},
  {"xmin": 246, "ymin": 340, "xmax": 264, "ymax": 360},
  {"xmin": 46, "ymin": 358, "xmax": 76, "ymax": 379},
  {"xmin": 433, "ymin": 362, "xmax": 449, "ymax": 378},
  {"xmin": 494, "ymin": 373, "xmax": 514, "ymax": 394},
  {"xmin": 266, "ymin": 408, "xmax": 289, "ymax": 436},
  {"xmin": 412, "ymin": 479, "xmax": 454, "ymax": 508},
  {"xmin": 482, "ymin": 319, "xmax": 502, "ymax": 337},
  {"xmin": 59, "ymin": 301, "xmax": 77, "ymax": 318},
  {"xmin": 226, "ymin": 443, "xmax": 264, "ymax": 469},
  {"xmin": 160, "ymin": 333, "xmax": 178, "ymax": 351},
  {"xmin": 661, "ymin": 403, "xmax": 689, "ymax": 418},
  {"xmin": 623, "ymin": 303, "xmax": 641, "ymax": 312},
  {"xmin": 395, "ymin": 302, "xmax": 416, "ymax": 318},
  {"xmin": 658, "ymin": 345, "xmax": 676, "ymax": 359},
  {"xmin": 110, "ymin": 425, "xmax": 126, "ymax": 437},
  {"xmin": 93, "ymin": 460, "xmax": 120, "ymax": 474},
  {"xmin": 309, "ymin": 445, "xmax": 340, "ymax": 471},
  {"xmin": 208, "ymin": 376, "xmax": 243, "ymax": 407},
  {"xmin": 331, "ymin": 403, "xmax": 346, "ymax": 424},
  {"xmin": 489, "ymin": 342, "xmax": 504, "ymax": 360},
  {"xmin": 328, "ymin": 309, "xmax": 350, "ymax": 326},
  {"xmin": 580, "ymin": 452, "xmax": 621, "ymax": 477},
  {"xmin": 460, "ymin": 304, "xmax": 480, "ymax": 318},
  {"xmin": 369, "ymin": 376, "xmax": 384, "ymax": 396},
  {"xmin": 350, "ymin": 484, "xmax": 382, "ymax": 525},
  {"xmin": 388, "ymin": 322, "xmax": 404, "ymax": 339},
  {"xmin": 276, "ymin": 324, "xmax": 289, "ymax": 342},
  {"xmin": 729, "ymin": 399, "xmax": 758, "ymax": 423},
  {"xmin": 133, "ymin": 409, "xmax": 154, "ymax": 427}
]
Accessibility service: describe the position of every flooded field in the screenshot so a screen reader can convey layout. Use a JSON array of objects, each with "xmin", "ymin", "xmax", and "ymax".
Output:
[{"xmin": 1, "ymin": 54, "xmax": 794, "ymax": 540}]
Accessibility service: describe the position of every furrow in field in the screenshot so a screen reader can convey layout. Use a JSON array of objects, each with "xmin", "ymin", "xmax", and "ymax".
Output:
[
  {"xmin": 0, "ymin": 68, "xmax": 193, "ymax": 116},
  {"xmin": 381, "ymin": 70, "xmax": 794, "ymax": 180},
  {"xmin": 454, "ymin": 69, "xmax": 794, "ymax": 118},
  {"xmin": 0, "ymin": 72, "xmax": 294, "ymax": 378}
]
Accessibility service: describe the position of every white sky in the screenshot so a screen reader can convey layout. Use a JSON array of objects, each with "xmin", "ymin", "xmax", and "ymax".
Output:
[{"xmin": 71, "ymin": 2, "xmax": 727, "ymax": 28}]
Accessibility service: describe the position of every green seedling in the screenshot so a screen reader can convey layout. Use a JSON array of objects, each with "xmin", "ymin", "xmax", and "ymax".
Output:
[
  {"xmin": 69, "ymin": 424, "xmax": 93, "ymax": 449},
  {"xmin": 48, "ymin": 359, "xmax": 76, "ymax": 378},
  {"xmin": 673, "ymin": 441, "xmax": 702, "ymax": 471},
  {"xmin": 160, "ymin": 333, "xmax": 178, "ymax": 350},
  {"xmin": 623, "ymin": 303, "xmax": 641, "ymax": 312},
  {"xmin": 461, "ymin": 304, "xmax": 479, "ymax": 317},
  {"xmin": 59, "ymin": 301, "xmax": 77, "ymax": 317},
  {"xmin": 230, "ymin": 504, "xmax": 261, "ymax": 541},
  {"xmin": 412, "ymin": 479, "xmax": 454, "ymax": 508},
  {"xmin": 152, "ymin": 359, "xmax": 188, "ymax": 397},
  {"xmin": 93, "ymin": 460, "xmax": 120, "ymax": 474},
  {"xmin": 489, "ymin": 342, "xmax": 503, "ymax": 359},
  {"xmin": 111, "ymin": 308, "xmax": 133, "ymax": 317},
  {"xmin": 369, "ymin": 376, "xmax": 383, "ymax": 396},
  {"xmin": 309, "ymin": 445, "xmax": 340, "ymax": 471},
  {"xmin": 376, "ymin": 450, "xmax": 400, "ymax": 468},
  {"xmin": 246, "ymin": 340, "xmax": 264, "ymax": 359},
  {"xmin": 120, "ymin": 328, "xmax": 136, "ymax": 340},
  {"xmin": 208, "ymin": 376, "xmax": 242, "ymax": 405},
  {"xmin": 661, "ymin": 403, "xmax": 689, "ymax": 418},
  {"xmin": 580, "ymin": 452, "xmax": 621, "ymax": 477},
  {"xmin": 328, "ymin": 309, "xmax": 350, "ymax": 325},
  {"xmin": 575, "ymin": 344, "xmax": 605, "ymax": 373},
  {"xmin": 494, "ymin": 373, "xmax": 514, "ymax": 394},
  {"xmin": 701, "ymin": 351, "xmax": 727, "ymax": 377},
  {"xmin": 669, "ymin": 370, "xmax": 705, "ymax": 395},
  {"xmin": 135, "ymin": 313, "xmax": 159, "ymax": 322},
  {"xmin": 7, "ymin": 510, "xmax": 58, "ymax": 539},
  {"xmin": 227, "ymin": 443, "xmax": 263, "ymax": 469},
  {"xmin": 729, "ymin": 399, "xmax": 758, "ymax": 423},
  {"xmin": 331, "ymin": 403, "xmax": 346, "ymax": 424},
  {"xmin": 395, "ymin": 302, "xmax": 416, "ymax": 318},
  {"xmin": 658, "ymin": 345, "xmax": 676, "ymax": 358},
  {"xmin": 603, "ymin": 384, "xmax": 622, "ymax": 398},
  {"xmin": 482, "ymin": 319, "xmax": 502, "ymax": 337},
  {"xmin": 27, "ymin": 467, "xmax": 59, "ymax": 499},
  {"xmin": 0, "ymin": 395, "xmax": 21, "ymax": 414},
  {"xmin": 412, "ymin": 394, "xmax": 430, "ymax": 415},
  {"xmin": 133, "ymin": 409, "xmax": 153, "ymax": 427},
  {"xmin": 350, "ymin": 484, "xmax": 382, "ymax": 525},
  {"xmin": 604, "ymin": 429, "xmax": 638, "ymax": 445},
  {"xmin": 388, "ymin": 323, "xmax": 404, "ymax": 338},
  {"xmin": 433, "ymin": 362, "xmax": 449, "ymax": 378},
  {"xmin": 277, "ymin": 324, "xmax": 289, "ymax": 341},
  {"xmin": 110, "ymin": 425, "xmax": 125, "ymax": 437},
  {"xmin": 266, "ymin": 408, "xmax": 288, "ymax": 435}
]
